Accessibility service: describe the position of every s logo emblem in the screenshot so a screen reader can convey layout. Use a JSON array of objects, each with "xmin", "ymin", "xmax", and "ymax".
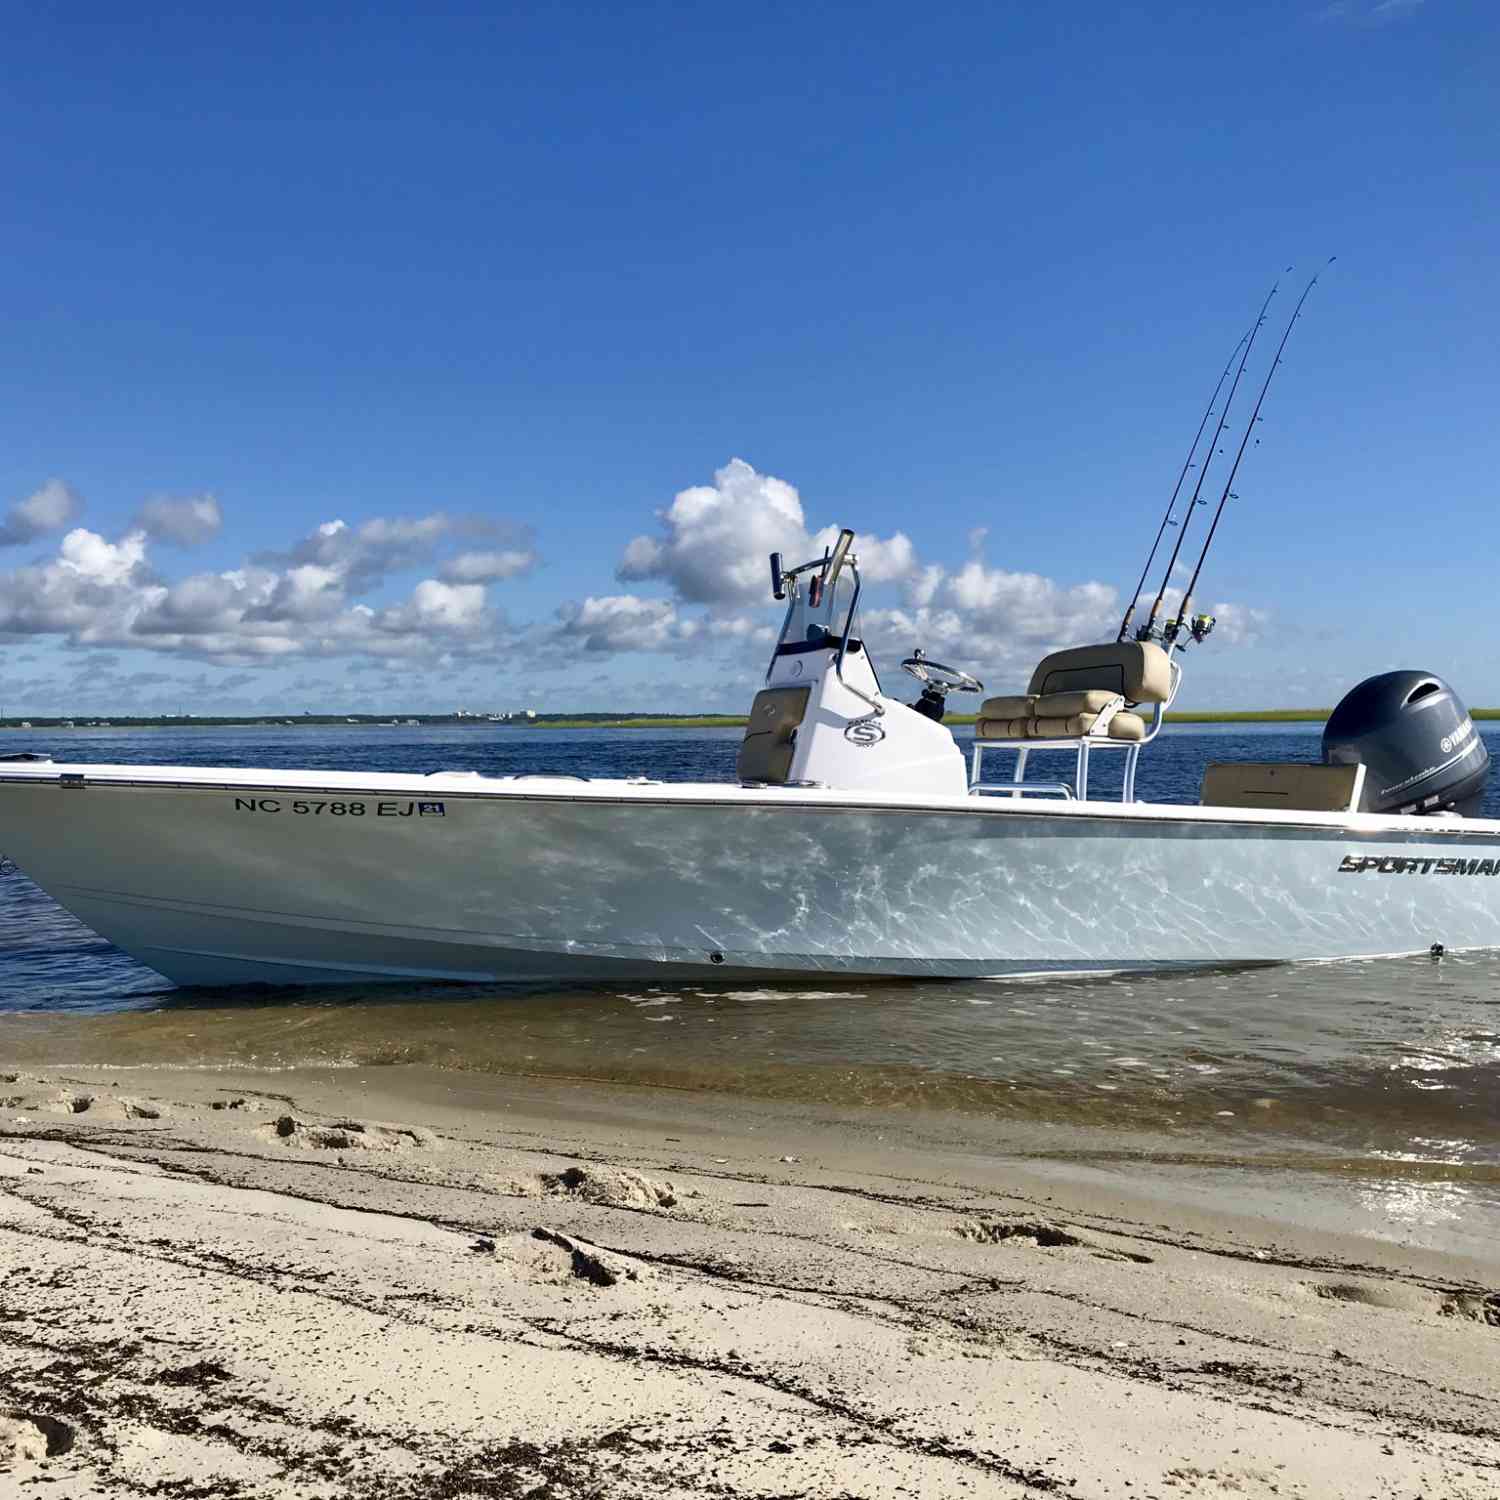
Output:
[{"xmin": 844, "ymin": 720, "xmax": 886, "ymax": 747}]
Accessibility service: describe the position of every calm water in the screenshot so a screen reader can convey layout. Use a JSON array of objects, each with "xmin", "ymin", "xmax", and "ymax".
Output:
[{"xmin": 3, "ymin": 723, "xmax": 1499, "ymax": 1250}]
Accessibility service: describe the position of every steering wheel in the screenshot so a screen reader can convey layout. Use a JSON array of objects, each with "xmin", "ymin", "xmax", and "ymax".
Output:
[{"xmin": 901, "ymin": 651, "xmax": 983, "ymax": 694}]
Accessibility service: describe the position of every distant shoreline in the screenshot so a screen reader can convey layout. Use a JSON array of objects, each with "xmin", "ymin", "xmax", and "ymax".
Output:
[
  {"xmin": 4, "ymin": 708, "xmax": 1499, "ymax": 731},
  {"xmin": 537, "ymin": 709, "xmax": 1389, "ymax": 729}
]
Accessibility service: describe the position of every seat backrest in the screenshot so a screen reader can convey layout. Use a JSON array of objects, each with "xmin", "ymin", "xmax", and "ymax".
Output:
[
  {"xmin": 1027, "ymin": 642, "xmax": 1172, "ymax": 704},
  {"xmin": 1200, "ymin": 761, "xmax": 1365, "ymax": 813},
  {"xmin": 737, "ymin": 686, "xmax": 811, "ymax": 783}
]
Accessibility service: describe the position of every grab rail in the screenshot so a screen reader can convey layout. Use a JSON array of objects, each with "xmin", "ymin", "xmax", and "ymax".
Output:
[
  {"xmin": 971, "ymin": 781, "xmax": 1075, "ymax": 799},
  {"xmin": 833, "ymin": 563, "xmax": 884, "ymax": 718}
]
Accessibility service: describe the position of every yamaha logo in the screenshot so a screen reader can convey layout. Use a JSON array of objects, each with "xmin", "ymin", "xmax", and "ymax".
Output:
[
  {"xmin": 844, "ymin": 720, "xmax": 886, "ymax": 747},
  {"xmin": 1442, "ymin": 718, "xmax": 1476, "ymax": 757}
]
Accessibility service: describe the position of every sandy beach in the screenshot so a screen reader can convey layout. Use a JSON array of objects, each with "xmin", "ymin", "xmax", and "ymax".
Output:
[{"xmin": 2, "ymin": 1064, "xmax": 1497, "ymax": 1498}]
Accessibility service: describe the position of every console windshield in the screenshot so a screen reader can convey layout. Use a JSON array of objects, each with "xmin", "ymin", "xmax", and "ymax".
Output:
[{"xmin": 777, "ymin": 567, "xmax": 856, "ymax": 651}]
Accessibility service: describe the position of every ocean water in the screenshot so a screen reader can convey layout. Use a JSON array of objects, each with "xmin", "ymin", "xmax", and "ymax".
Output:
[{"xmin": 3, "ymin": 722, "xmax": 1499, "ymax": 1251}]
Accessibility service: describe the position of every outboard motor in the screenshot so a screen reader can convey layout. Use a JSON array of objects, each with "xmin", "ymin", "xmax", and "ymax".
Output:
[{"xmin": 1322, "ymin": 670, "xmax": 1489, "ymax": 816}]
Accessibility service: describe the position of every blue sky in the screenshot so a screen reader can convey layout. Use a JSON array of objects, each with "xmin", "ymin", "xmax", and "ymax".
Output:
[{"xmin": 0, "ymin": 0, "xmax": 1493, "ymax": 715}]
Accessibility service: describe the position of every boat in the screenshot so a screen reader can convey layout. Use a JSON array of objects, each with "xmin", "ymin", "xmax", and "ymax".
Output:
[{"xmin": 0, "ymin": 523, "xmax": 1494, "ymax": 989}]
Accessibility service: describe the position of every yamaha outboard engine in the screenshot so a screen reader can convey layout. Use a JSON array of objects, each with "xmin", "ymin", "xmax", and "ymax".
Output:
[{"xmin": 1322, "ymin": 671, "xmax": 1489, "ymax": 816}]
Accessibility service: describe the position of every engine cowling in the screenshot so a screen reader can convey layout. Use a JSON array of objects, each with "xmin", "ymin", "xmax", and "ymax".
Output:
[{"xmin": 1322, "ymin": 670, "xmax": 1489, "ymax": 816}]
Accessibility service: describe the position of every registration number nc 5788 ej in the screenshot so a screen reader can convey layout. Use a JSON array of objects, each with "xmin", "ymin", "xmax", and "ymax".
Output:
[{"xmin": 232, "ymin": 798, "xmax": 446, "ymax": 818}]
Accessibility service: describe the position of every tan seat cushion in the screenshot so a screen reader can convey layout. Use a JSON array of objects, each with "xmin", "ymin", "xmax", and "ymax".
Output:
[
  {"xmin": 1200, "ymin": 761, "xmax": 1362, "ymax": 812},
  {"xmin": 737, "ymin": 686, "xmax": 810, "ymax": 783},
  {"xmin": 1033, "ymin": 689, "xmax": 1121, "ymax": 717},
  {"xmin": 1027, "ymin": 642, "xmax": 1171, "ymax": 704},
  {"xmin": 978, "ymin": 694, "xmax": 1036, "ymax": 720},
  {"xmin": 1031, "ymin": 710, "xmax": 1146, "ymax": 741},
  {"xmin": 975, "ymin": 716, "xmax": 1034, "ymax": 740}
]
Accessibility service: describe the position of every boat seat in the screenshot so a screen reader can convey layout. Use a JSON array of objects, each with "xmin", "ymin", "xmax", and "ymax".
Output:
[
  {"xmin": 970, "ymin": 640, "xmax": 1178, "ymax": 801},
  {"xmin": 737, "ymin": 686, "xmax": 811, "ymax": 784},
  {"xmin": 1200, "ymin": 761, "xmax": 1366, "ymax": 813},
  {"xmin": 977, "ymin": 687, "xmax": 1147, "ymax": 742},
  {"xmin": 977, "ymin": 710, "xmax": 1146, "ymax": 741},
  {"xmin": 1034, "ymin": 710, "xmax": 1145, "ymax": 741},
  {"xmin": 975, "ymin": 644, "xmax": 1172, "ymax": 741},
  {"xmin": 1027, "ymin": 642, "xmax": 1172, "ymax": 704},
  {"xmin": 978, "ymin": 694, "xmax": 1036, "ymax": 720},
  {"xmin": 976, "ymin": 715, "xmax": 1036, "ymax": 740}
]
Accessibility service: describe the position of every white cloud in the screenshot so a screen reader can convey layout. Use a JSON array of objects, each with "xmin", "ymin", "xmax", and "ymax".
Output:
[
  {"xmin": 617, "ymin": 458, "xmax": 917, "ymax": 607},
  {"xmin": 554, "ymin": 594, "xmax": 699, "ymax": 653},
  {"xmin": 0, "ymin": 460, "xmax": 1266, "ymax": 704},
  {"xmin": 1207, "ymin": 600, "xmax": 1271, "ymax": 647},
  {"xmin": 833, "ymin": 527, "xmax": 915, "ymax": 584},
  {"xmin": 859, "ymin": 566, "xmax": 1276, "ymax": 689},
  {"xmin": 0, "ymin": 505, "xmax": 527, "ymax": 665},
  {"xmin": 134, "ymin": 571, "xmax": 263, "ymax": 637},
  {"xmin": 1315, "ymin": 0, "xmax": 1424, "ymax": 22},
  {"xmin": 58, "ymin": 527, "xmax": 150, "ymax": 587},
  {"xmin": 593, "ymin": 461, "xmax": 1270, "ymax": 686},
  {"xmin": 0, "ymin": 479, "xmax": 84, "ymax": 547},
  {"xmin": 268, "ymin": 563, "xmax": 352, "ymax": 621},
  {"xmin": 945, "ymin": 561, "xmax": 1119, "ymax": 647},
  {"xmin": 255, "ymin": 513, "xmax": 457, "ymax": 591},
  {"xmin": 617, "ymin": 534, "xmax": 662, "ymax": 577},
  {"xmin": 379, "ymin": 579, "xmax": 489, "ymax": 633},
  {"xmin": 0, "ymin": 528, "xmax": 156, "ymax": 643},
  {"xmin": 905, "ymin": 563, "xmax": 945, "ymax": 609},
  {"xmin": 135, "ymin": 493, "xmax": 223, "ymax": 546},
  {"xmin": 440, "ymin": 548, "xmax": 537, "ymax": 583},
  {"xmin": 859, "ymin": 604, "xmax": 972, "ymax": 666}
]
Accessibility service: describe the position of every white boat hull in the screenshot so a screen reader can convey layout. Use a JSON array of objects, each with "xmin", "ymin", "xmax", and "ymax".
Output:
[{"xmin": 3, "ymin": 762, "xmax": 1500, "ymax": 987}]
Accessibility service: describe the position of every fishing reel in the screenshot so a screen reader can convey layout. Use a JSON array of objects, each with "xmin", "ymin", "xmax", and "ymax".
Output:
[{"xmin": 1161, "ymin": 614, "xmax": 1217, "ymax": 647}]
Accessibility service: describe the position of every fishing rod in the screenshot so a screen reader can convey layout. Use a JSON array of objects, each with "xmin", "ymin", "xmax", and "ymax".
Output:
[
  {"xmin": 1136, "ymin": 278, "xmax": 1280, "ymax": 642},
  {"xmin": 1116, "ymin": 325, "xmax": 1252, "ymax": 642},
  {"xmin": 1168, "ymin": 257, "xmax": 1334, "ymax": 646}
]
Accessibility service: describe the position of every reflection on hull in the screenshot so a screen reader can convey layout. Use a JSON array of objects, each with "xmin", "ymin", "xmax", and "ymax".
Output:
[
  {"xmin": 56, "ymin": 885, "xmax": 1214, "ymax": 988},
  {"xmin": 3, "ymin": 765, "xmax": 1500, "ymax": 988}
]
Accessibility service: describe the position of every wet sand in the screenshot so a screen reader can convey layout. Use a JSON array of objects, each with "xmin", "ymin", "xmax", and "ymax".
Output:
[{"xmin": 2, "ymin": 1064, "xmax": 1498, "ymax": 1498}]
